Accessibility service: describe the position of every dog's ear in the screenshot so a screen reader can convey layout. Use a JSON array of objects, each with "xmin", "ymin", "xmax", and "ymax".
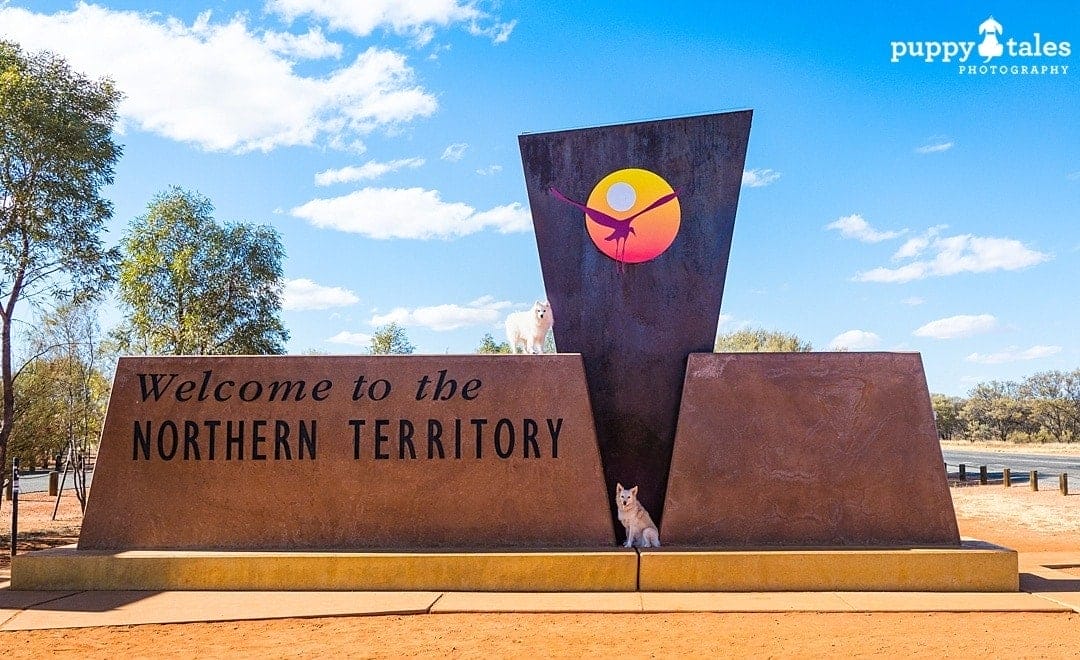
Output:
[
  {"xmin": 616, "ymin": 482, "xmax": 624, "ymax": 493},
  {"xmin": 630, "ymin": 486, "xmax": 638, "ymax": 496}
]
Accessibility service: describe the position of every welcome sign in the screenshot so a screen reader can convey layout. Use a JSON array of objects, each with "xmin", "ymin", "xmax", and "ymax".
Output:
[{"xmin": 79, "ymin": 355, "xmax": 614, "ymax": 550}]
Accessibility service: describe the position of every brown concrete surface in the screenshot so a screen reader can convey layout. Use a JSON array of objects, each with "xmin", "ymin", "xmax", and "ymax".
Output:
[
  {"xmin": 2, "ymin": 590, "xmax": 440, "ymax": 630},
  {"xmin": 0, "ymin": 483, "xmax": 1078, "ymax": 654},
  {"xmin": 662, "ymin": 352, "xmax": 960, "ymax": 546},
  {"xmin": 637, "ymin": 543, "xmax": 1018, "ymax": 592},
  {"xmin": 11, "ymin": 547, "xmax": 639, "ymax": 592},
  {"xmin": 430, "ymin": 592, "xmax": 643, "ymax": 613},
  {"xmin": 2, "ymin": 564, "xmax": 1076, "ymax": 631},
  {"xmin": 1018, "ymin": 552, "xmax": 1080, "ymax": 612},
  {"xmin": 520, "ymin": 111, "xmax": 752, "ymax": 536},
  {"xmin": 640, "ymin": 592, "xmax": 853, "ymax": 612},
  {"xmin": 80, "ymin": 354, "xmax": 613, "ymax": 550}
]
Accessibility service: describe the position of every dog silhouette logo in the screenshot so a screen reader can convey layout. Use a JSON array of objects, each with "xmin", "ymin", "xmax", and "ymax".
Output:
[{"xmin": 978, "ymin": 16, "xmax": 1004, "ymax": 62}]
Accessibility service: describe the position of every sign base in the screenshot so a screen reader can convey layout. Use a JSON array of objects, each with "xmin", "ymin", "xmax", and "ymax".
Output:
[{"xmin": 13, "ymin": 542, "xmax": 1016, "ymax": 592}]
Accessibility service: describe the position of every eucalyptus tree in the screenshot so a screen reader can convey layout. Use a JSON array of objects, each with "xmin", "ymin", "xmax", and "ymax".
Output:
[
  {"xmin": 115, "ymin": 187, "xmax": 288, "ymax": 355},
  {"xmin": 714, "ymin": 327, "xmax": 813, "ymax": 352},
  {"xmin": 476, "ymin": 332, "xmax": 511, "ymax": 354},
  {"xmin": 370, "ymin": 322, "xmax": 415, "ymax": 355},
  {"xmin": 0, "ymin": 41, "xmax": 121, "ymax": 499}
]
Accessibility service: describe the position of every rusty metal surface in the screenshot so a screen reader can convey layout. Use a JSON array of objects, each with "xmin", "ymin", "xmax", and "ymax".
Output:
[
  {"xmin": 79, "ymin": 355, "xmax": 614, "ymax": 550},
  {"xmin": 518, "ymin": 111, "xmax": 752, "ymax": 534},
  {"xmin": 661, "ymin": 352, "xmax": 961, "ymax": 547}
]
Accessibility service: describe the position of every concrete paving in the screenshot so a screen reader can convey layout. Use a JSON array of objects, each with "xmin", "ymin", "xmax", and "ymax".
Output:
[{"xmin": 1, "ymin": 552, "xmax": 1077, "ymax": 631}]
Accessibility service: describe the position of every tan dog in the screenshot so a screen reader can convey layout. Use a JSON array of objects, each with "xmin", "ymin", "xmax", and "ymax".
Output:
[{"xmin": 615, "ymin": 483, "xmax": 660, "ymax": 548}]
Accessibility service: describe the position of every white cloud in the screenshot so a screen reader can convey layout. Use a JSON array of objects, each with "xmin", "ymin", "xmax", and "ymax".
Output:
[
  {"xmin": 1068, "ymin": 171, "xmax": 1080, "ymax": 181},
  {"xmin": 267, "ymin": 0, "xmax": 514, "ymax": 45},
  {"xmin": 0, "ymin": 4, "xmax": 437, "ymax": 153},
  {"xmin": 315, "ymin": 157, "xmax": 425, "ymax": 185},
  {"xmin": 291, "ymin": 187, "xmax": 531, "ymax": 239},
  {"xmin": 825, "ymin": 214, "xmax": 905, "ymax": 243},
  {"xmin": 857, "ymin": 233, "xmax": 1050, "ymax": 283},
  {"xmin": 965, "ymin": 345, "xmax": 1062, "ymax": 364},
  {"xmin": 467, "ymin": 19, "xmax": 518, "ymax": 43},
  {"xmin": 371, "ymin": 297, "xmax": 513, "ymax": 331},
  {"xmin": 326, "ymin": 330, "xmax": 373, "ymax": 347},
  {"xmin": 741, "ymin": 168, "xmax": 781, "ymax": 188},
  {"xmin": 913, "ymin": 314, "xmax": 997, "ymax": 340},
  {"xmin": 892, "ymin": 225, "xmax": 947, "ymax": 261},
  {"xmin": 476, "ymin": 164, "xmax": 503, "ymax": 176},
  {"xmin": 441, "ymin": 142, "xmax": 468, "ymax": 161},
  {"xmin": 261, "ymin": 27, "xmax": 342, "ymax": 59},
  {"xmin": 828, "ymin": 330, "xmax": 882, "ymax": 350},
  {"xmin": 915, "ymin": 140, "xmax": 954, "ymax": 154},
  {"xmin": 283, "ymin": 278, "xmax": 360, "ymax": 311},
  {"xmin": 892, "ymin": 236, "xmax": 929, "ymax": 260},
  {"xmin": 901, "ymin": 296, "xmax": 925, "ymax": 306}
]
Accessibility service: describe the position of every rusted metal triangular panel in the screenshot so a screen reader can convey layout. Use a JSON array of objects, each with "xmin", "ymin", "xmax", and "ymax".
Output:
[{"xmin": 519, "ymin": 111, "xmax": 751, "ymax": 535}]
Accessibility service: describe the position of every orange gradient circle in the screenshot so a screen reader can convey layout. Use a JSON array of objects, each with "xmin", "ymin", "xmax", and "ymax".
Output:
[{"xmin": 585, "ymin": 168, "xmax": 680, "ymax": 263}]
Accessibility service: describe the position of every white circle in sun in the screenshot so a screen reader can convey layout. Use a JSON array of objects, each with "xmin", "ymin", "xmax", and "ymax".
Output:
[{"xmin": 606, "ymin": 181, "xmax": 636, "ymax": 212}]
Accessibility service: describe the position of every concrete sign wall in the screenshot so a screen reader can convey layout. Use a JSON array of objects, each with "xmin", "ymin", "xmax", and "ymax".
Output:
[
  {"xmin": 79, "ymin": 355, "xmax": 613, "ymax": 550},
  {"xmin": 661, "ymin": 352, "xmax": 961, "ymax": 547}
]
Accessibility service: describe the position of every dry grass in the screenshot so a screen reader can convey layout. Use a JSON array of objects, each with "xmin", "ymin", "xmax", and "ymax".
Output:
[{"xmin": 940, "ymin": 439, "xmax": 1080, "ymax": 455}]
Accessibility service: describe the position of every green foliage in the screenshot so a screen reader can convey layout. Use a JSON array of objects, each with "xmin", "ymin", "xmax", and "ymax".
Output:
[
  {"xmin": 941, "ymin": 368, "xmax": 1080, "ymax": 444},
  {"xmin": 1019, "ymin": 370, "xmax": 1076, "ymax": 442},
  {"xmin": 931, "ymin": 393, "xmax": 964, "ymax": 440},
  {"xmin": 0, "ymin": 41, "xmax": 121, "ymax": 304},
  {"xmin": 715, "ymin": 327, "xmax": 813, "ymax": 352},
  {"xmin": 11, "ymin": 300, "xmax": 109, "ymax": 508},
  {"xmin": 9, "ymin": 358, "xmax": 67, "ymax": 466},
  {"xmin": 9, "ymin": 354, "xmax": 108, "ymax": 469},
  {"xmin": 0, "ymin": 41, "xmax": 121, "ymax": 493},
  {"xmin": 370, "ymin": 322, "xmax": 415, "ymax": 355},
  {"xmin": 115, "ymin": 187, "xmax": 288, "ymax": 355},
  {"xmin": 961, "ymin": 380, "xmax": 1033, "ymax": 443},
  {"xmin": 477, "ymin": 332, "xmax": 511, "ymax": 354}
]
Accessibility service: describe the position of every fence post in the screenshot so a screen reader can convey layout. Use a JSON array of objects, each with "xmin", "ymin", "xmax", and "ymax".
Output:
[
  {"xmin": 10, "ymin": 457, "xmax": 19, "ymax": 557},
  {"xmin": 979, "ymin": 465, "xmax": 988, "ymax": 485},
  {"xmin": 959, "ymin": 463, "xmax": 966, "ymax": 481},
  {"xmin": 48, "ymin": 471, "xmax": 59, "ymax": 496},
  {"xmin": 1003, "ymin": 468, "xmax": 1011, "ymax": 487},
  {"xmin": 1030, "ymin": 470, "xmax": 1039, "ymax": 491},
  {"xmin": 1061, "ymin": 473, "xmax": 1069, "ymax": 496}
]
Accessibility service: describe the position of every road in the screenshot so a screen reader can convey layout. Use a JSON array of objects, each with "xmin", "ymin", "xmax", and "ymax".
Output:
[
  {"xmin": 13, "ymin": 469, "xmax": 94, "ymax": 494},
  {"xmin": 941, "ymin": 448, "xmax": 1080, "ymax": 487},
  {"xmin": 9, "ymin": 450, "xmax": 1075, "ymax": 492}
]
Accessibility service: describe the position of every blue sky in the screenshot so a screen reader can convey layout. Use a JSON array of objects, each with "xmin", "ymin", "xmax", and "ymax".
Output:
[{"xmin": 1, "ymin": 1, "xmax": 1077, "ymax": 396}]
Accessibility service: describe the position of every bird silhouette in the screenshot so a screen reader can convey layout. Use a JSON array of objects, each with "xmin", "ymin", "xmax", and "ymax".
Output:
[{"xmin": 550, "ymin": 186, "xmax": 679, "ymax": 264}]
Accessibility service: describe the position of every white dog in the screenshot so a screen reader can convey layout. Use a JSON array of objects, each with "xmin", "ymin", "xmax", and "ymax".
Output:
[{"xmin": 505, "ymin": 301, "xmax": 553, "ymax": 354}]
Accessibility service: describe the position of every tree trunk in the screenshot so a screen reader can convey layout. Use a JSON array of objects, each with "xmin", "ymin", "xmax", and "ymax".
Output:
[
  {"xmin": 0, "ymin": 260, "xmax": 26, "ymax": 517},
  {"xmin": 0, "ymin": 307, "xmax": 14, "ymax": 517}
]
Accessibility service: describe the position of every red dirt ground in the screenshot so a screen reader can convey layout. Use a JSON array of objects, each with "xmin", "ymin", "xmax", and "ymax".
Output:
[{"xmin": 2, "ymin": 486, "xmax": 1079, "ymax": 658}]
